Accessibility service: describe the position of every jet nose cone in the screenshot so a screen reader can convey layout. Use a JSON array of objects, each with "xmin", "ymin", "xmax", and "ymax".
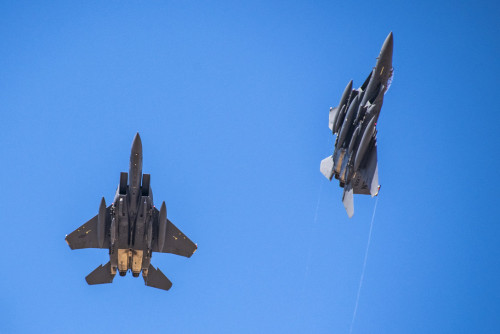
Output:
[
  {"xmin": 379, "ymin": 31, "xmax": 393, "ymax": 61},
  {"xmin": 385, "ymin": 31, "xmax": 393, "ymax": 48},
  {"xmin": 132, "ymin": 132, "xmax": 142, "ymax": 154}
]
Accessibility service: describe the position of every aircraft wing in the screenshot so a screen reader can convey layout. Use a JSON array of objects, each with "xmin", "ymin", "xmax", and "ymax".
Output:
[
  {"xmin": 152, "ymin": 208, "xmax": 197, "ymax": 258},
  {"xmin": 65, "ymin": 206, "xmax": 112, "ymax": 250},
  {"xmin": 352, "ymin": 175, "xmax": 371, "ymax": 195},
  {"xmin": 353, "ymin": 141, "xmax": 379, "ymax": 196}
]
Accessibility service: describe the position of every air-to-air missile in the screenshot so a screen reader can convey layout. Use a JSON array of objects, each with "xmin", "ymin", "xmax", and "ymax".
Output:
[
  {"xmin": 321, "ymin": 32, "xmax": 394, "ymax": 218},
  {"xmin": 65, "ymin": 133, "xmax": 197, "ymax": 291}
]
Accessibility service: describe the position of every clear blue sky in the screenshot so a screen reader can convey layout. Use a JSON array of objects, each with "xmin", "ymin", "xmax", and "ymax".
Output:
[{"xmin": 1, "ymin": 1, "xmax": 499, "ymax": 333}]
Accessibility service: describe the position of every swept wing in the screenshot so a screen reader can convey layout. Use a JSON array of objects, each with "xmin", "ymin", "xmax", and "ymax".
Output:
[
  {"xmin": 65, "ymin": 206, "xmax": 112, "ymax": 250},
  {"xmin": 152, "ymin": 208, "xmax": 197, "ymax": 258}
]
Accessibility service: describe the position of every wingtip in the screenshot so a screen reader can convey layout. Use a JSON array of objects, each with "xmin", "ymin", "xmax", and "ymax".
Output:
[
  {"xmin": 65, "ymin": 234, "xmax": 76, "ymax": 249},
  {"xmin": 190, "ymin": 244, "xmax": 198, "ymax": 257}
]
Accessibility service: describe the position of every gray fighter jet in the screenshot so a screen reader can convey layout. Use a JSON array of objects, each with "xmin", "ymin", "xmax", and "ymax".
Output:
[
  {"xmin": 66, "ymin": 133, "xmax": 197, "ymax": 291},
  {"xmin": 320, "ymin": 32, "xmax": 393, "ymax": 218}
]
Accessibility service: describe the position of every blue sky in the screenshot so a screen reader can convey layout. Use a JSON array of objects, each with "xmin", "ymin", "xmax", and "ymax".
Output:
[{"xmin": 1, "ymin": 1, "xmax": 499, "ymax": 333}]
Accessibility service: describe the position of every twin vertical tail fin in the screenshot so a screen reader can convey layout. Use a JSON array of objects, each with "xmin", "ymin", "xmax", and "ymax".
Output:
[
  {"xmin": 85, "ymin": 262, "xmax": 115, "ymax": 285},
  {"xmin": 143, "ymin": 264, "xmax": 173, "ymax": 291},
  {"xmin": 321, "ymin": 155, "xmax": 356, "ymax": 218},
  {"xmin": 342, "ymin": 184, "xmax": 354, "ymax": 218}
]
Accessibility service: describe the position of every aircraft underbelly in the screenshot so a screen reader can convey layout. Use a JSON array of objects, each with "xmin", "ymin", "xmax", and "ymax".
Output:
[
  {"xmin": 118, "ymin": 249, "xmax": 129, "ymax": 272},
  {"xmin": 334, "ymin": 150, "xmax": 346, "ymax": 174},
  {"xmin": 117, "ymin": 248, "xmax": 144, "ymax": 274},
  {"xmin": 131, "ymin": 250, "xmax": 144, "ymax": 274}
]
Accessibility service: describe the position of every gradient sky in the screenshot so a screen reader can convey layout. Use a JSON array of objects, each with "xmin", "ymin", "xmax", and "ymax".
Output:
[{"xmin": 1, "ymin": 1, "xmax": 499, "ymax": 333}]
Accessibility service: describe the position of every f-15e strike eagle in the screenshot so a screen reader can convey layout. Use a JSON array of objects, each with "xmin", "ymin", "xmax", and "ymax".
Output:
[
  {"xmin": 321, "ymin": 32, "xmax": 394, "ymax": 218},
  {"xmin": 66, "ymin": 133, "xmax": 197, "ymax": 291}
]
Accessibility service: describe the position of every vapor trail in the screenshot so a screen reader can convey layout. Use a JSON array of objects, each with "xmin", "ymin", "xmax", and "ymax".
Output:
[
  {"xmin": 303, "ymin": 183, "xmax": 323, "ymax": 288},
  {"xmin": 349, "ymin": 197, "xmax": 378, "ymax": 334}
]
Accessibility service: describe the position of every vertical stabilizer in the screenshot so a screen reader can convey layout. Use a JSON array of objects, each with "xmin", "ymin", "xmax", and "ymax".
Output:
[
  {"xmin": 342, "ymin": 184, "xmax": 354, "ymax": 218},
  {"xmin": 370, "ymin": 164, "xmax": 379, "ymax": 197}
]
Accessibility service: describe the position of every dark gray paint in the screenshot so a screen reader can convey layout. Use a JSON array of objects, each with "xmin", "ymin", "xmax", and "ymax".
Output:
[
  {"xmin": 321, "ymin": 32, "xmax": 394, "ymax": 218},
  {"xmin": 66, "ymin": 133, "xmax": 197, "ymax": 291}
]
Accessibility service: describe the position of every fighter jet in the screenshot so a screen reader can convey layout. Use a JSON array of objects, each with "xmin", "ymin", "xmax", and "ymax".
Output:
[
  {"xmin": 320, "ymin": 32, "xmax": 393, "ymax": 218},
  {"xmin": 65, "ymin": 133, "xmax": 197, "ymax": 291}
]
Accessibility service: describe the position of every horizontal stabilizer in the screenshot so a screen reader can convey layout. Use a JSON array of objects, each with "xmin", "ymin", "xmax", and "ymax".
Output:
[
  {"xmin": 144, "ymin": 264, "xmax": 173, "ymax": 291},
  {"xmin": 342, "ymin": 184, "xmax": 354, "ymax": 218},
  {"xmin": 85, "ymin": 262, "xmax": 115, "ymax": 285},
  {"xmin": 320, "ymin": 155, "xmax": 334, "ymax": 181}
]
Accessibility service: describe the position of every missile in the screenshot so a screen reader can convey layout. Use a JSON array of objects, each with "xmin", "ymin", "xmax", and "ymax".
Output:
[
  {"xmin": 338, "ymin": 80, "xmax": 353, "ymax": 112},
  {"xmin": 348, "ymin": 125, "xmax": 361, "ymax": 155},
  {"xmin": 337, "ymin": 94, "xmax": 360, "ymax": 148},
  {"xmin": 331, "ymin": 105, "xmax": 345, "ymax": 133},
  {"xmin": 97, "ymin": 197, "xmax": 106, "ymax": 248},
  {"xmin": 354, "ymin": 115, "xmax": 377, "ymax": 171},
  {"xmin": 333, "ymin": 80, "xmax": 354, "ymax": 131},
  {"xmin": 332, "ymin": 80, "xmax": 353, "ymax": 133}
]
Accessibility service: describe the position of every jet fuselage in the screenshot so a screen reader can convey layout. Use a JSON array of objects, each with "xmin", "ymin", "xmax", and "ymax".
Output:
[
  {"xmin": 66, "ymin": 133, "xmax": 197, "ymax": 291},
  {"xmin": 321, "ymin": 32, "xmax": 394, "ymax": 217}
]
